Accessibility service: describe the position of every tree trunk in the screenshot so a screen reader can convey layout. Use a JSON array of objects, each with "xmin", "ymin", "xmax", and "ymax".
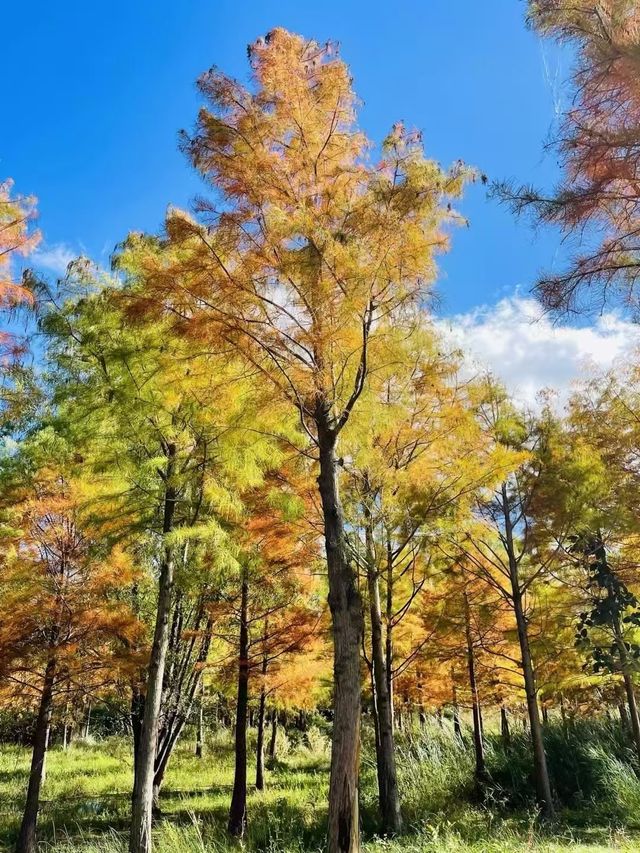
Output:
[
  {"xmin": 228, "ymin": 568, "xmax": 249, "ymax": 837},
  {"xmin": 84, "ymin": 703, "xmax": 92, "ymax": 739},
  {"xmin": 501, "ymin": 706, "xmax": 511, "ymax": 747},
  {"xmin": 268, "ymin": 712, "xmax": 278, "ymax": 761},
  {"xmin": 317, "ymin": 420, "xmax": 362, "ymax": 853},
  {"xmin": 364, "ymin": 508, "xmax": 401, "ymax": 834},
  {"xmin": 129, "ymin": 446, "xmax": 177, "ymax": 853},
  {"xmin": 255, "ymin": 645, "xmax": 268, "ymax": 791},
  {"xmin": 385, "ymin": 536, "xmax": 394, "ymax": 735},
  {"xmin": 16, "ymin": 656, "xmax": 56, "ymax": 853},
  {"xmin": 369, "ymin": 662, "xmax": 384, "ymax": 803},
  {"xmin": 195, "ymin": 680, "xmax": 204, "ymax": 759},
  {"xmin": 619, "ymin": 701, "xmax": 630, "ymax": 732},
  {"xmin": 452, "ymin": 679, "xmax": 462, "ymax": 740},
  {"xmin": 513, "ymin": 588, "xmax": 553, "ymax": 817},
  {"xmin": 463, "ymin": 592, "xmax": 486, "ymax": 783},
  {"xmin": 502, "ymin": 484, "xmax": 553, "ymax": 819},
  {"xmin": 616, "ymin": 626, "xmax": 640, "ymax": 765}
]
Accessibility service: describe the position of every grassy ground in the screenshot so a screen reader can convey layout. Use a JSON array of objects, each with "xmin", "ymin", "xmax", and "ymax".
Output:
[{"xmin": 0, "ymin": 724, "xmax": 638, "ymax": 851}]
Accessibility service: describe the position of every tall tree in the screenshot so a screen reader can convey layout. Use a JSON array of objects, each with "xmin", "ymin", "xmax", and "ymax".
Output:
[
  {"xmin": 443, "ymin": 386, "xmax": 570, "ymax": 818},
  {"xmin": 129, "ymin": 27, "xmax": 473, "ymax": 852},
  {"xmin": 343, "ymin": 325, "xmax": 490, "ymax": 832}
]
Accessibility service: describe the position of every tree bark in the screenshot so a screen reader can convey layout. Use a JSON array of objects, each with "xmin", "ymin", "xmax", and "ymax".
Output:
[
  {"xmin": 502, "ymin": 484, "xmax": 553, "ymax": 819},
  {"xmin": 317, "ymin": 419, "xmax": 362, "ymax": 853},
  {"xmin": 153, "ymin": 608, "xmax": 213, "ymax": 802},
  {"xmin": 228, "ymin": 567, "xmax": 249, "ymax": 837},
  {"xmin": 129, "ymin": 445, "xmax": 177, "ymax": 853},
  {"xmin": 513, "ymin": 589, "xmax": 553, "ymax": 817},
  {"xmin": 452, "ymin": 678, "xmax": 462, "ymax": 740},
  {"xmin": 16, "ymin": 656, "xmax": 56, "ymax": 853},
  {"xmin": 255, "ymin": 644, "xmax": 268, "ymax": 791},
  {"xmin": 615, "ymin": 625, "xmax": 640, "ymax": 765},
  {"xmin": 268, "ymin": 711, "xmax": 278, "ymax": 761},
  {"xmin": 463, "ymin": 592, "xmax": 486, "ymax": 783},
  {"xmin": 195, "ymin": 680, "xmax": 204, "ymax": 759},
  {"xmin": 501, "ymin": 706, "xmax": 511, "ymax": 747},
  {"xmin": 385, "ymin": 536, "xmax": 394, "ymax": 735},
  {"xmin": 364, "ymin": 506, "xmax": 401, "ymax": 834}
]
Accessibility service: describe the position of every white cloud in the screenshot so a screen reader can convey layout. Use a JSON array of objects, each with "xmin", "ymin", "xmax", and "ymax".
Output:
[
  {"xmin": 440, "ymin": 296, "xmax": 640, "ymax": 408},
  {"xmin": 31, "ymin": 243, "xmax": 77, "ymax": 276}
]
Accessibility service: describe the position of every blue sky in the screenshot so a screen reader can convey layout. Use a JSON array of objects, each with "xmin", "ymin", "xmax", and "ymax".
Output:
[
  {"xmin": 5, "ymin": 0, "xmax": 564, "ymax": 313},
  {"xmin": 6, "ymin": 1, "xmax": 637, "ymax": 403}
]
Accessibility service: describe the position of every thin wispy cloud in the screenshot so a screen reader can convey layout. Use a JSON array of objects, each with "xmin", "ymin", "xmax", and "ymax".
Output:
[{"xmin": 31, "ymin": 243, "xmax": 77, "ymax": 276}]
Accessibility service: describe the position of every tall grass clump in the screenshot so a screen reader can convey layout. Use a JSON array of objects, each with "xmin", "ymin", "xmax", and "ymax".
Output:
[
  {"xmin": 485, "ymin": 717, "xmax": 640, "ymax": 821},
  {"xmin": 390, "ymin": 720, "xmax": 475, "ymax": 824}
]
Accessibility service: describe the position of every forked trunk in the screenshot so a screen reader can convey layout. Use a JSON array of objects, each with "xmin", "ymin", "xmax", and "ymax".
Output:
[
  {"xmin": 364, "ymin": 507, "xmax": 401, "ymax": 834},
  {"xmin": 228, "ymin": 568, "xmax": 249, "ymax": 836},
  {"xmin": 16, "ymin": 656, "xmax": 56, "ymax": 853},
  {"xmin": 317, "ymin": 420, "xmax": 362, "ymax": 853},
  {"xmin": 129, "ymin": 446, "xmax": 177, "ymax": 853}
]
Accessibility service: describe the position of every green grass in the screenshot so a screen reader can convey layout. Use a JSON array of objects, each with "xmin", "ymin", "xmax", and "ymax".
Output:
[{"xmin": 0, "ymin": 721, "xmax": 638, "ymax": 851}]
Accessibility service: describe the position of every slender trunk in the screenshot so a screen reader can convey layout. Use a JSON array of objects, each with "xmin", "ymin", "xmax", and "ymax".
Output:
[
  {"xmin": 619, "ymin": 701, "xmax": 630, "ymax": 732},
  {"xmin": 131, "ymin": 683, "xmax": 145, "ymax": 809},
  {"xmin": 155, "ymin": 609, "xmax": 213, "ymax": 796},
  {"xmin": 501, "ymin": 706, "xmax": 511, "ymax": 747},
  {"xmin": 370, "ymin": 662, "xmax": 381, "ymax": 756},
  {"xmin": 615, "ymin": 624, "xmax": 640, "ymax": 765},
  {"xmin": 501, "ymin": 484, "xmax": 553, "ymax": 819},
  {"xmin": 541, "ymin": 704, "xmax": 549, "ymax": 726},
  {"xmin": 452, "ymin": 677, "xmax": 462, "ymax": 740},
  {"xmin": 559, "ymin": 695, "xmax": 567, "ymax": 728},
  {"xmin": 195, "ymin": 680, "xmax": 204, "ymax": 759},
  {"xmin": 84, "ymin": 703, "xmax": 92, "ymax": 739},
  {"xmin": 255, "ymin": 643, "xmax": 268, "ymax": 791},
  {"xmin": 228, "ymin": 568, "xmax": 249, "ymax": 837},
  {"xmin": 463, "ymin": 592, "xmax": 486, "ymax": 783},
  {"xmin": 153, "ymin": 715, "xmax": 188, "ymax": 813},
  {"xmin": 369, "ymin": 662, "xmax": 385, "ymax": 822},
  {"xmin": 16, "ymin": 656, "xmax": 56, "ymax": 853},
  {"xmin": 364, "ymin": 504, "xmax": 401, "ymax": 834},
  {"xmin": 317, "ymin": 419, "xmax": 362, "ymax": 853},
  {"xmin": 268, "ymin": 711, "xmax": 278, "ymax": 761},
  {"xmin": 513, "ymin": 589, "xmax": 553, "ymax": 816},
  {"xmin": 129, "ymin": 445, "xmax": 177, "ymax": 853},
  {"xmin": 385, "ymin": 537, "xmax": 394, "ymax": 735}
]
